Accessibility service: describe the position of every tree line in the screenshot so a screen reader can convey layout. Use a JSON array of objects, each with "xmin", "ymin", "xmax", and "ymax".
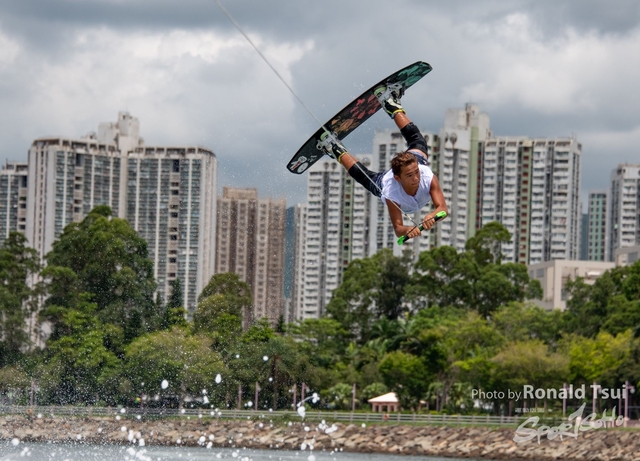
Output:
[{"xmin": 1, "ymin": 207, "xmax": 639, "ymax": 415}]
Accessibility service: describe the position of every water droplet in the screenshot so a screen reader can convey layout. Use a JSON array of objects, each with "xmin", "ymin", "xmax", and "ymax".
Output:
[
  {"xmin": 215, "ymin": 374, "xmax": 222, "ymax": 384},
  {"xmin": 139, "ymin": 438, "xmax": 145, "ymax": 446},
  {"xmin": 11, "ymin": 438, "xmax": 20, "ymax": 446},
  {"xmin": 161, "ymin": 380, "xmax": 169, "ymax": 390},
  {"xmin": 263, "ymin": 356, "xmax": 269, "ymax": 361},
  {"xmin": 297, "ymin": 406, "xmax": 306, "ymax": 418}
]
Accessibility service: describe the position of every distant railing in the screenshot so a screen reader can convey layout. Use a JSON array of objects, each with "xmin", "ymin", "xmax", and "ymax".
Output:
[{"xmin": 0, "ymin": 405, "xmax": 571, "ymax": 427}]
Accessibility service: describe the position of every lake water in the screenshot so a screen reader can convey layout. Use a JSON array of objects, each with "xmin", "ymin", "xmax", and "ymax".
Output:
[{"xmin": 0, "ymin": 442, "xmax": 482, "ymax": 461}]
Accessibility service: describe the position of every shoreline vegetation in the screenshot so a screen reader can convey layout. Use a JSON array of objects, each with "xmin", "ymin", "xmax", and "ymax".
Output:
[
  {"xmin": 1, "ymin": 414, "xmax": 639, "ymax": 461},
  {"xmin": 2, "ymin": 209, "xmax": 640, "ymax": 435}
]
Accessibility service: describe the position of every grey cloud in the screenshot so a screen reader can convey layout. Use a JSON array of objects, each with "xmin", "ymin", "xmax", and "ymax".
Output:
[{"xmin": 0, "ymin": 0, "xmax": 638, "ymax": 208}]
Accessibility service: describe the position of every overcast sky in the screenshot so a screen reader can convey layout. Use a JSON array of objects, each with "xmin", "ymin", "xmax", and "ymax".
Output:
[{"xmin": 1, "ymin": 0, "xmax": 639, "ymax": 207}]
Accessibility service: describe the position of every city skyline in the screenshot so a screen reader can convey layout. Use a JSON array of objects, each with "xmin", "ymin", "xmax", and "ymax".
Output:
[{"xmin": 0, "ymin": 1, "xmax": 638, "ymax": 209}]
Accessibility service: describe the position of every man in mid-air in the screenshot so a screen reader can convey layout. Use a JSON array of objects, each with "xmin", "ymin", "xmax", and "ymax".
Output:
[{"xmin": 317, "ymin": 84, "xmax": 448, "ymax": 240}]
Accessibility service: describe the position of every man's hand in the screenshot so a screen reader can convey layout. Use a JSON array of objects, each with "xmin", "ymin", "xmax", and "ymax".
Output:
[
  {"xmin": 422, "ymin": 214, "xmax": 436, "ymax": 230},
  {"xmin": 406, "ymin": 225, "xmax": 422, "ymax": 239}
]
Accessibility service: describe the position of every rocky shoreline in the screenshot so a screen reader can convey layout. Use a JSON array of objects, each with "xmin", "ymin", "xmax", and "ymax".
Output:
[{"xmin": 1, "ymin": 415, "xmax": 638, "ymax": 461}]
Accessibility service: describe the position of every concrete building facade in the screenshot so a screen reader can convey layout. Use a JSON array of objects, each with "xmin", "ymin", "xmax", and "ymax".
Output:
[
  {"xmin": 528, "ymin": 259, "xmax": 615, "ymax": 311},
  {"xmin": 126, "ymin": 146, "xmax": 217, "ymax": 310},
  {"xmin": 480, "ymin": 136, "xmax": 581, "ymax": 264},
  {"xmin": 294, "ymin": 156, "xmax": 372, "ymax": 321},
  {"xmin": 608, "ymin": 164, "xmax": 640, "ymax": 260},
  {"xmin": 438, "ymin": 104, "xmax": 491, "ymax": 251},
  {"xmin": 23, "ymin": 112, "xmax": 218, "ymax": 312},
  {"xmin": 216, "ymin": 187, "xmax": 286, "ymax": 324},
  {"xmin": 0, "ymin": 162, "xmax": 28, "ymax": 239},
  {"xmin": 587, "ymin": 190, "xmax": 608, "ymax": 261}
]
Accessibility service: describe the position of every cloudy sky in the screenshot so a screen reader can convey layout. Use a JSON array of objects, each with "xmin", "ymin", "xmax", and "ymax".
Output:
[{"xmin": 1, "ymin": 0, "xmax": 639, "ymax": 207}]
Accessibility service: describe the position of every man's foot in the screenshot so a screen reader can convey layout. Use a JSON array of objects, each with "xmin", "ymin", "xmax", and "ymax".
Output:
[
  {"xmin": 374, "ymin": 83, "xmax": 405, "ymax": 118},
  {"xmin": 316, "ymin": 131, "xmax": 348, "ymax": 161}
]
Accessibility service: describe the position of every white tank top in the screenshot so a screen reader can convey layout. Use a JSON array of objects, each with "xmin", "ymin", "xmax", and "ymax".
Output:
[{"xmin": 380, "ymin": 164, "xmax": 434, "ymax": 213}]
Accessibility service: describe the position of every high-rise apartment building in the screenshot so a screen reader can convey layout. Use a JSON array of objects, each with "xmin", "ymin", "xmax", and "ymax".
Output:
[
  {"xmin": 290, "ymin": 203, "xmax": 307, "ymax": 322},
  {"xmin": 26, "ymin": 136, "xmax": 123, "ymax": 260},
  {"xmin": 24, "ymin": 112, "xmax": 218, "ymax": 311},
  {"xmin": 369, "ymin": 129, "xmax": 439, "ymax": 256},
  {"xmin": 437, "ymin": 104, "xmax": 491, "ymax": 251},
  {"xmin": 608, "ymin": 164, "xmax": 640, "ymax": 259},
  {"xmin": 216, "ymin": 187, "xmax": 286, "ymax": 324},
  {"xmin": 481, "ymin": 137, "xmax": 581, "ymax": 264},
  {"xmin": 126, "ymin": 146, "xmax": 217, "ymax": 310},
  {"xmin": 294, "ymin": 156, "xmax": 372, "ymax": 321},
  {"xmin": 587, "ymin": 190, "xmax": 607, "ymax": 261},
  {"xmin": 0, "ymin": 162, "xmax": 28, "ymax": 239}
]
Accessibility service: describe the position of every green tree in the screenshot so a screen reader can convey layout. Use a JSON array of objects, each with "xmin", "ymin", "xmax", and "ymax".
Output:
[
  {"xmin": 0, "ymin": 232, "xmax": 41, "ymax": 364},
  {"xmin": 161, "ymin": 278, "xmax": 188, "ymax": 330},
  {"xmin": 410, "ymin": 246, "xmax": 477, "ymax": 309},
  {"xmin": 287, "ymin": 318, "xmax": 348, "ymax": 368},
  {"xmin": 39, "ymin": 300, "xmax": 121, "ymax": 404},
  {"xmin": 327, "ymin": 249, "xmax": 410, "ymax": 343},
  {"xmin": 492, "ymin": 302, "xmax": 564, "ymax": 345},
  {"xmin": 199, "ymin": 273, "xmax": 252, "ymax": 327},
  {"xmin": 124, "ymin": 328, "xmax": 224, "ymax": 408},
  {"xmin": 45, "ymin": 206, "xmax": 158, "ymax": 337},
  {"xmin": 379, "ymin": 350, "xmax": 429, "ymax": 409},
  {"xmin": 323, "ymin": 383, "xmax": 354, "ymax": 410},
  {"xmin": 564, "ymin": 262, "xmax": 640, "ymax": 337},
  {"xmin": 192, "ymin": 293, "xmax": 242, "ymax": 348},
  {"xmin": 490, "ymin": 340, "xmax": 569, "ymax": 410},
  {"xmin": 465, "ymin": 221, "xmax": 511, "ymax": 266},
  {"xmin": 563, "ymin": 330, "xmax": 633, "ymax": 387},
  {"xmin": 167, "ymin": 278, "xmax": 183, "ymax": 309}
]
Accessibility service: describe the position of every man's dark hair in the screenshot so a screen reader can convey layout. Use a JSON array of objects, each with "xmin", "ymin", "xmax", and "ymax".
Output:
[{"xmin": 391, "ymin": 152, "xmax": 418, "ymax": 177}]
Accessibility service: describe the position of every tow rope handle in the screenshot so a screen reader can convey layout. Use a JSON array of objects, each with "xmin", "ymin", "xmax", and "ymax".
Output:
[{"xmin": 397, "ymin": 210, "xmax": 448, "ymax": 245}]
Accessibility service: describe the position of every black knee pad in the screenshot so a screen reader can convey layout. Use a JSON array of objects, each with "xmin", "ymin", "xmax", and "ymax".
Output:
[{"xmin": 400, "ymin": 122, "xmax": 429, "ymax": 155}]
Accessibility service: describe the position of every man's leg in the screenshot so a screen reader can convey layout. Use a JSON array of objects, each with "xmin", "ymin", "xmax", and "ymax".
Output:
[
  {"xmin": 375, "ymin": 86, "xmax": 429, "ymax": 161},
  {"xmin": 317, "ymin": 132, "xmax": 383, "ymax": 197}
]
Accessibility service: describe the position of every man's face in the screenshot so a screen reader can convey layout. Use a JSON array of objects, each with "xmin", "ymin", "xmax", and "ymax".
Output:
[{"xmin": 394, "ymin": 161, "xmax": 420, "ymax": 191}]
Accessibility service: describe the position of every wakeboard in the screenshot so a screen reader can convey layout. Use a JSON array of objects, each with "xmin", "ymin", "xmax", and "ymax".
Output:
[{"xmin": 286, "ymin": 61, "xmax": 432, "ymax": 174}]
